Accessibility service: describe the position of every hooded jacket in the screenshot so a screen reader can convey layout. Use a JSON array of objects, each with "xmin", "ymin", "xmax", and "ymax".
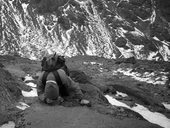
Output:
[{"xmin": 37, "ymin": 69, "xmax": 83, "ymax": 101}]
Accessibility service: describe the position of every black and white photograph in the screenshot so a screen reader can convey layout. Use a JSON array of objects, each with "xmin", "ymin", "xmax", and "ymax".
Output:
[{"xmin": 0, "ymin": 0, "xmax": 170, "ymax": 128}]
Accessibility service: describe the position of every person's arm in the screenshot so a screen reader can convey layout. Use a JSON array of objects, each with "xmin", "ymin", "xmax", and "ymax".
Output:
[
  {"xmin": 58, "ymin": 69, "xmax": 83, "ymax": 99},
  {"xmin": 58, "ymin": 69, "xmax": 91, "ymax": 106}
]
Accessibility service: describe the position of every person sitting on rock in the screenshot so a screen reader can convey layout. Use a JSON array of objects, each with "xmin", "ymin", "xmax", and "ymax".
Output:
[{"xmin": 37, "ymin": 53, "xmax": 90, "ymax": 106}]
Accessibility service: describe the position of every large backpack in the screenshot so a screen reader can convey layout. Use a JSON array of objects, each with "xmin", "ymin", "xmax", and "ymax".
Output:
[
  {"xmin": 42, "ymin": 71, "xmax": 69, "ymax": 97},
  {"xmin": 41, "ymin": 53, "xmax": 69, "ymax": 76},
  {"xmin": 41, "ymin": 53, "xmax": 69, "ymax": 96}
]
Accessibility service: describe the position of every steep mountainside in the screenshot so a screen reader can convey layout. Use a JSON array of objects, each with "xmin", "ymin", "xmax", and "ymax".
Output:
[{"xmin": 1, "ymin": 0, "xmax": 170, "ymax": 60}]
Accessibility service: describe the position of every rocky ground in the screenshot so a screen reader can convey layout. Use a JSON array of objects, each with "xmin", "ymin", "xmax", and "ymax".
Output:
[{"xmin": 0, "ymin": 55, "xmax": 170, "ymax": 128}]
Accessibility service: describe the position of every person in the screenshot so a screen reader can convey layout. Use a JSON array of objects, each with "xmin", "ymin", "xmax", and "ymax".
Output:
[{"xmin": 37, "ymin": 53, "xmax": 90, "ymax": 106}]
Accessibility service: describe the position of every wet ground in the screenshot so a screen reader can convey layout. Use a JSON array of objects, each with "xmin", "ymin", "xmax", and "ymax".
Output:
[{"xmin": 0, "ymin": 55, "xmax": 170, "ymax": 128}]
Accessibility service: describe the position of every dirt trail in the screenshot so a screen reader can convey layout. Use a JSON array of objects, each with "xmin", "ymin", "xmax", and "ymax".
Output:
[
  {"xmin": 18, "ymin": 102, "xmax": 160, "ymax": 128},
  {"xmin": 1, "ymin": 55, "xmax": 168, "ymax": 128}
]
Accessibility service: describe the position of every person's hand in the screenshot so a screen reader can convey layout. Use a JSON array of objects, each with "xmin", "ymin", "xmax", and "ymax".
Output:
[
  {"xmin": 58, "ymin": 96, "xmax": 64, "ymax": 103},
  {"xmin": 46, "ymin": 98, "xmax": 54, "ymax": 104}
]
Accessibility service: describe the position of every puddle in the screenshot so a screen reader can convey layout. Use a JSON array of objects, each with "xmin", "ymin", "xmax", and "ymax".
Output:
[
  {"xmin": 16, "ymin": 102, "xmax": 30, "ymax": 110},
  {"xmin": 105, "ymin": 95, "xmax": 170, "ymax": 128},
  {"xmin": 0, "ymin": 121, "xmax": 15, "ymax": 128},
  {"xmin": 162, "ymin": 103, "xmax": 170, "ymax": 110}
]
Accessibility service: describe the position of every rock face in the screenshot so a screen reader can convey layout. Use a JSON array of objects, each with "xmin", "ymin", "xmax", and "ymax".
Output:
[
  {"xmin": 1, "ymin": 0, "xmax": 170, "ymax": 61},
  {"xmin": 0, "ymin": 67, "xmax": 21, "ymax": 112}
]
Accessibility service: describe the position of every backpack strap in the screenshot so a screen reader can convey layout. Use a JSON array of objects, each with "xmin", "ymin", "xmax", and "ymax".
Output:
[
  {"xmin": 41, "ymin": 71, "xmax": 50, "ymax": 92},
  {"xmin": 52, "ymin": 71, "xmax": 69, "ymax": 96},
  {"xmin": 52, "ymin": 71, "xmax": 63, "ymax": 87},
  {"xmin": 42, "ymin": 72, "xmax": 50, "ymax": 86}
]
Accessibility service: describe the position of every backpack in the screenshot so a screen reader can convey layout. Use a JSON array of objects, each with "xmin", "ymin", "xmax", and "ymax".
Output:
[
  {"xmin": 42, "ymin": 71, "xmax": 69, "ymax": 97},
  {"xmin": 41, "ymin": 53, "xmax": 70, "ymax": 96},
  {"xmin": 41, "ymin": 53, "xmax": 69, "ymax": 76}
]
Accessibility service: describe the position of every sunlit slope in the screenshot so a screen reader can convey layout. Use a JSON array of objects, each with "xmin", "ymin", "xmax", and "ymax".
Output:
[{"xmin": 1, "ymin": 0, "xmax": 170, "ymax": 60}]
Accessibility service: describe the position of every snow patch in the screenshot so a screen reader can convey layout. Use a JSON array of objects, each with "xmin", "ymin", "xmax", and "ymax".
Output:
[
  {"xmin": 114, "ymin": 15, "xmax": 124, "ymax": 21},
  {"xmin": 22, "ymin": 75, "xmax": 37, "ymax": 97},
  {"xmin": 99, "ymin": 67, "xmax": 103, "ymax": 72},
  {"xmin": 116, "ymin": 27, "xmax": 127, "ymax": 37},
  {"xmin": 105, "ymin": 95, "xmax": 170, "ymax": 128},
  {"xmin": 153, "ymin": 36, "xmax": 160, "ymax": 41},
  {"xmin": 162, "ymin": 103, "xmax": 170, "ymax": 110},
  {"xmin": 26, "ymin": 82, "xmax": 37, "ymax": 88},
  {"xmin": 150, "ymin": 9, "xmax": 156, "ymax": 24},
  {"xmin": 147, "ymin": 51, "xmax": 158, "ymax": 60},
  {"xmin": 21, "ymin": 3, "xmax": 28, "ymax": 13},
  {"xmin": 16, "ymin": 102, "xmax": 30, "ymax": 110},
  {"xmin": 105, "ymin": 95, "xmax": 130, "ymax": 108},
  {"xmin": 22, "ymin": 88, "xmax": 38, "ymax": 97},
  {"xmin": 131, "ymin": 104, "xmax": 170, "ymax": 128},
  {"xmin": 0, "ymin": 121, "xmax": 15, "ymax": 128},
  {"xmin": 116, "ymin": 91, "xmax": 128, "ymax": 97},
  {"xmin": 114, "ymin": 68, "xmax": 167, "ymax": 85},
  {"xmin": 117, "ymin": 48, "xmax": 134, "ymax": 58},
  {"xmin": 83, "ymin": 61, "xmax": 103, "ymax": 66},
  {"xmin": 131, "ymin": 28, "xmax": 144, "ymax": 37},
  {"xmin": 24, "ymin": 75, "xmax": 34, "ymax": 82}
]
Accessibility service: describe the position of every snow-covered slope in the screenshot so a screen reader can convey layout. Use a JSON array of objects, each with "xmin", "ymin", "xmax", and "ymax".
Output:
[{"xmin": 1, "ymin": 0, "xmax": 170, "ymax": 60}]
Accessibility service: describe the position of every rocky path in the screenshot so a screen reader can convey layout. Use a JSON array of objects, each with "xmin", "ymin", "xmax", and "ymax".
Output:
[
  {"xmin": 17, "ymin": 102, "xmax": 160, "ymax": 128},
  {"xmin": 1, "ymin": 55, "xmax": 170, "ymax": 128}
]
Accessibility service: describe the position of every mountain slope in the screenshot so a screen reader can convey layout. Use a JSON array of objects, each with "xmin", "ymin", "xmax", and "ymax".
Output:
[{"xmin": 1, "ymin": 0, "xmax": 170, "ymax": 60}]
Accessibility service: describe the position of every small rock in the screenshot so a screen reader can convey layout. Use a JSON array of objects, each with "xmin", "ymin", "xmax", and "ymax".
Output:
[
  {"xmin": 104, "ymin": 86, "xmax": 117, "ymax": 94},
  {"xmin": 111, "ymin": 88, "xmax": 117, "ymax": 94},
  {"xmin": 115, "ymin": 97, "xmax": 123, "ymax": 100},
  {"xmin": 123, "ymin": 97, "xmax": 133, "ymax": 101},
  {"xmin": 129, "ymin": 102, "xmax": 136, "ymax": 107},
  {"xmin": 21, "ymin": 77, "xmax": 25, "ymax": 81},
  {"xmin": 0, "ymin": 63, "xmax": 4, "ymax": 68},
  {"xmin": 136, "ymin": 83, "xmax": 142, "ymax": 86},
  {"xmin": 27, "ymin": 122, "xmax": 31, "ymax": 125},
  {"xmin": 124, "ymin": 57, "xmax": 136, "ymax": 64},
  {"xmin": 119, "ymin": 107, "xmax": 125, "ymax": 112},
  {"xmin": 167, "ymin": 92, "xmax": 170, "ymax": 96},
  {"xmin": 166, "ymin": 83, "xmax": 170, "ymax": 89}
]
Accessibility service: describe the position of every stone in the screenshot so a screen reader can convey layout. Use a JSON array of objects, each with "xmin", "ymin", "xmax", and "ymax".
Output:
[
  {"xmin": 123, "ymin": 97, "xmax": 133, "ymax": 101},
  {"xmin": 124, "ymin": 57, "xmax": 136, "ymax": 64},
  {"xmin": 115, "ymin": 37, "xmax": 127, "ymax": 48},
  {"xmin": 0, "ymin": 63, "xmax": 4, "ymax": 68}
]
